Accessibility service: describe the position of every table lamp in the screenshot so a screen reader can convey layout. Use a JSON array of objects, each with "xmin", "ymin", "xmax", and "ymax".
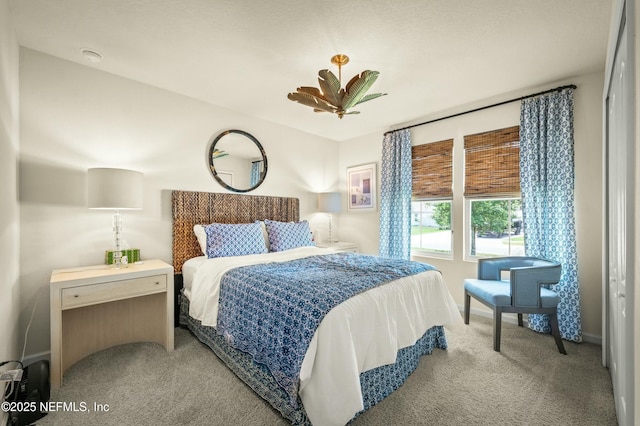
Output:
[
  {"xmin": 317, "ymin": 192, "xmax": 341, "ymax": 243},
  {"xmin": 88, "ymin": 168, "xmax": 143, "ymax": 268}
]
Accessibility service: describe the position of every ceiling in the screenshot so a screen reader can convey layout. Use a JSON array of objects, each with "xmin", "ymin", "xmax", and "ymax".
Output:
[{"xmin": 10, "ymin": 0, "xmax": 613, "ymax": 142}]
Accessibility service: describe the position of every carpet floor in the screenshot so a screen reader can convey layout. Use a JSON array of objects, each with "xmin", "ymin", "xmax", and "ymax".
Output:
[{"xmin": 36, "ymin": 315, "xmax": 617, "ymax": 425}]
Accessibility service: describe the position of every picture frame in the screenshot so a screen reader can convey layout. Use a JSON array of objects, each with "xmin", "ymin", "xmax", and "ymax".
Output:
[{"xmin": 347, "ymin": 163, "xmax": 377, "ymax": 211}]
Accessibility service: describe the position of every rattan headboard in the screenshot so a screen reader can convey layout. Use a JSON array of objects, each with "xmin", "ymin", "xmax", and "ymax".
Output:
[{"xmin": 171, "ymin": 190, "xmax": 300, "ymax": 273}]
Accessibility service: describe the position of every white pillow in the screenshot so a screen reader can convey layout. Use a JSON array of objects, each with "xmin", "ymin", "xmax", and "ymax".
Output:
[
  {"xmin": 194, "ymin": 224, "xmax": 207, "ymax": 255},
  {"xmin": 259, "ymin": 221, "xmax": 270, "ymax": 251}
]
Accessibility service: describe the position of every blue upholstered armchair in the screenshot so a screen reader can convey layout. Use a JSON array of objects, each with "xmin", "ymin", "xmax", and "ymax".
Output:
[{"xmin": 463, "ymin": 256, "xmax": 566, "ymax": 354}]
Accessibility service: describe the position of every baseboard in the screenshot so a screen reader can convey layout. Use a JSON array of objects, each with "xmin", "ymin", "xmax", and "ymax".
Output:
[
  {"xmin": 581, "ymin": 332, "xmax": 602, "ymax": 345},
  {"xmin": 457, "ymin": 305, "xmax": 602, "ymax": 345}
]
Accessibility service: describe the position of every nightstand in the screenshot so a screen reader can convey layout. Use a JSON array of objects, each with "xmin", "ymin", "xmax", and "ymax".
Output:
[
  {"xmin": 316, "ymin": 241, "xmax": 359, "ymax": 253},
  {"xmin": 49, "ymin": 259, "xmax": 174, "ymax": 389}
]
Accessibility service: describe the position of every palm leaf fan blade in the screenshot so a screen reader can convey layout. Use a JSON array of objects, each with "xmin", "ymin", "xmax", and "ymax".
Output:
[
  {"xmin": 212, "ymin": 149, "xmax": 229, "ymax": 159},
  {"xmin": 287, "ymin": 91, "xmax": 336, "ymax": 114},
  {"xmin": 317, "ymin": 69, "xmax": 343, "ymax": 107},
  {"xmin": 342, "ymin": 70, "xmax": 381, "ymax": 110},
  {"xmin": 356, "ymin": 92, "xmax": 387, "ymax": 105},
  {"xmin": 296, "ymin": 86, "xmax": 328, "ymax": 101}
]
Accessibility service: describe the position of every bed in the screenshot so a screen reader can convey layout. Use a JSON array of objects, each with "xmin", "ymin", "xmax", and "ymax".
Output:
[{"xmin": 172, "ymin": 190, "xmax": 462, "ymax": 425}]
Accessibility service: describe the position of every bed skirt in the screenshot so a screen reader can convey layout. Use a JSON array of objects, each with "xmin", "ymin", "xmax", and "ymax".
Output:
[{"xmin": 179, "ymin": 292, "xmax": 448, "ymax": 424}]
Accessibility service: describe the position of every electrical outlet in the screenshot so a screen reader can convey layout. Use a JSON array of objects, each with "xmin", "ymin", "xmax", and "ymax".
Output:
[{"xmin": 0, "ymin": 369, "xmax": 23, "ymax": 383}]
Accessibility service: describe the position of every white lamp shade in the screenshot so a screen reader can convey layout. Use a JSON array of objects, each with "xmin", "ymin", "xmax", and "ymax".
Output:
[
  {"xmin": 318, "ymin": 192, "xmax": 341, "ymax": 213},
  {"xmin": 88, "ymin": 168, "xmax": 144, "ymax": 210}
]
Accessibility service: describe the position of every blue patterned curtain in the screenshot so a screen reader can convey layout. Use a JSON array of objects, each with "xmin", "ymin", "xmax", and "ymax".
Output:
[
  {"xmin": 250, "ymin": 161, "xmax": 261, "ymax": 186},
  {"xmin": 379, "ymin": 129, "xmax": 412, "ymax": 259},
  {"xmin": 520, "ymin": 88, "xmax": 582, "ymax": 342}
]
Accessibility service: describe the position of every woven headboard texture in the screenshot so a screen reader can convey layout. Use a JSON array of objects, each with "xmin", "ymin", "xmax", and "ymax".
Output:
[{"xmin": 171, "ymin": 190, "xmax": 300, "ymax": 273}]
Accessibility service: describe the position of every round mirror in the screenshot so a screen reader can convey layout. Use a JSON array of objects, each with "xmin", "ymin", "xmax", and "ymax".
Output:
[{"xmin": 208, "ymin": 130, "xmax": 267, "ymax": 192}]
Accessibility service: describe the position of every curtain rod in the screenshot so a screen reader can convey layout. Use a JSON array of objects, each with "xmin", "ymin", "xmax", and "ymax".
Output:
[{"xmin": 384, "ymin": 84, "xmax": 577, "ymax": 136}]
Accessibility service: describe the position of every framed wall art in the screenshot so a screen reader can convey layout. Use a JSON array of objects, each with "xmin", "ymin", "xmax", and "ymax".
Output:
[{"xmin": 347, "ymin": 163, "xmax": 377, "ymax": 211}]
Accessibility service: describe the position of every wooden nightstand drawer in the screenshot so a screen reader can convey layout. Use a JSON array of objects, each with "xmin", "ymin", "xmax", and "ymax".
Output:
[{"xmin": 61, "ymin": 274, "xmax": 167, "ymax": 310}]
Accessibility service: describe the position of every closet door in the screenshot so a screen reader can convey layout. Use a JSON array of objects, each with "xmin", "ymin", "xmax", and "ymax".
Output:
[{"xmin": 604, "ymin": 4, "xmax": 635, "ymax": 426}]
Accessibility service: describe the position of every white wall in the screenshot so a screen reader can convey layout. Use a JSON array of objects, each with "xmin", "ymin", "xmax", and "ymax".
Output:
[
  {"xmin": 339, "ymin": 71, "xmax": 605, "ymax": 341},
  {"xmin": 0, "ymin": 0, "xmax": 21, "ymax": 366},
  {"xmin": 18, "ymin": 49, "xmax": 339, "ymax": 358}
]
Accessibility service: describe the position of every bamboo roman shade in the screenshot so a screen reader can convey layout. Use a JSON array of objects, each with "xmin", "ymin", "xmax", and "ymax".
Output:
[
  {"xmin": 412, "ymin": 139, "xmax": 453, "ymax": 199},
  {"xmin": 464, "ymin": 126, "xmax": 520, "ymax": 197}
]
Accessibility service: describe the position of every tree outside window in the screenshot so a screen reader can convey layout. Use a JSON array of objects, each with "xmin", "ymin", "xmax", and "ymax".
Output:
[{"xmin": 467, "ymin": 198, "xmax": 523, "ymax": 257}]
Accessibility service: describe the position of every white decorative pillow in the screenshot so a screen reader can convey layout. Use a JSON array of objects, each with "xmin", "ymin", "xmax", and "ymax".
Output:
[
  {"xmin": 194, "ymin": 224, "xmax": 207, "ymax": 255},
  {"xmin": 204, "ymin": 221, "xmax": 268, "ymax": 258},
  {"xmin": 264, "ymin": 219, "xmax": 315, "ymax": 252},
  {"xmin": 259, "ymin": 221, "xmax": 270, "ymax": 251}
]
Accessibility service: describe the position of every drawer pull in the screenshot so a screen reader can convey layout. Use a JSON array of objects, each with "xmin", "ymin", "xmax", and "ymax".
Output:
[{"xmin": 74, "ymin": 295, "xmax": 79, "ymax": 298}]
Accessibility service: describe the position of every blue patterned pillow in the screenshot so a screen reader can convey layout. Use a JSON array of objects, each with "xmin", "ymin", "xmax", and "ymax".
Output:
[
  {"xmin": 264, "ymin": 219, "xmax": 315, "ymax": 252},
  {"xmin": 204, "ymin": 221, "xmax": 268, "ymax": 258}
]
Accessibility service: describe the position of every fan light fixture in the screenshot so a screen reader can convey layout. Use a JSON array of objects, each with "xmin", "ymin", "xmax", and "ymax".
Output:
[
  {"xmin": 287, "ymin": 54, "xmax": 386, "ymax": 119},
  {"xmin": 211, "ymin": 149, "xmax": 229, "ymax": 159}
]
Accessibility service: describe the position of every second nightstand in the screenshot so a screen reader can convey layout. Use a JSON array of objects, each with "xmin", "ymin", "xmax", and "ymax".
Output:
[{"xmin": 316, "ymin": 241, "xmax": 359, "ymax": 253}]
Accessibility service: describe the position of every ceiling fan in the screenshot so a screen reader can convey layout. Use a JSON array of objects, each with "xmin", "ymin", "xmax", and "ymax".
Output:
[{"xmin": 287, "ymin": 54, "xmax": 387, "ymax": 119}]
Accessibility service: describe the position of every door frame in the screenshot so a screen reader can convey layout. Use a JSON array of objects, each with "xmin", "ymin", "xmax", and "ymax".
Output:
[{"xmin": 602, "ymin": 1, "xmax": 636, "ymax": 426}]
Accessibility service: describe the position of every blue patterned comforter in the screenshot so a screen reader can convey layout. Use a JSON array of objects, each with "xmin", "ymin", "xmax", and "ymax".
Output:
[{"xmin": 215, "ymin": 252, "xmax": 436, "ymax": 407}]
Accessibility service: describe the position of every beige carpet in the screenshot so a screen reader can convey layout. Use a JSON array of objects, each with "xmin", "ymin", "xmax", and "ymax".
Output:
[{"xmin": 37, "ymin": 315, "xmax": 617, "ymax": 425}]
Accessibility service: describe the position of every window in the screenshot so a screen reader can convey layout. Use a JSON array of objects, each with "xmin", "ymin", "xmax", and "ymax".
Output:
[
  {"xmin": 411, "ymin": 200, "xmax": 452, "ymax": 255},
  {"xmin": 411, "ymin": 139, "xmax": 453, "ymax": 257},
  {"xmin": 464, "ymin": 126, "xmax": 523, "ymax": 258},
  {"xmin": 466, "ymin": 198, "xmax": 524, "ymax": 257}
]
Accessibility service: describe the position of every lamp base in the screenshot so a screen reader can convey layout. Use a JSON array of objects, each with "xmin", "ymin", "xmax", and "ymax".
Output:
[
  {"xmin": 327, "ymin": 213, "xmax": 337, "ymax": 243},
  {"xmin": 111, "ymin": 210, "xmax": 126, "ymax": 268}
]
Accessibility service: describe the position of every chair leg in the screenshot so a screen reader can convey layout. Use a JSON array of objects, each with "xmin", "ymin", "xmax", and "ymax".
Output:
[
  {"xmin": 549, "ymin": 312, "xmax": 567, "ymax": 355},
  {"xmin": 464, "ymin": 291, "xmax": 471, "ymax": 324},
  {"xmin": 517, "ymin": 313, "xmax": 523, "ymax": 327},
  {"xmin": 493, "ymin": 307, "xmax": 502, "ymax": 352}
]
